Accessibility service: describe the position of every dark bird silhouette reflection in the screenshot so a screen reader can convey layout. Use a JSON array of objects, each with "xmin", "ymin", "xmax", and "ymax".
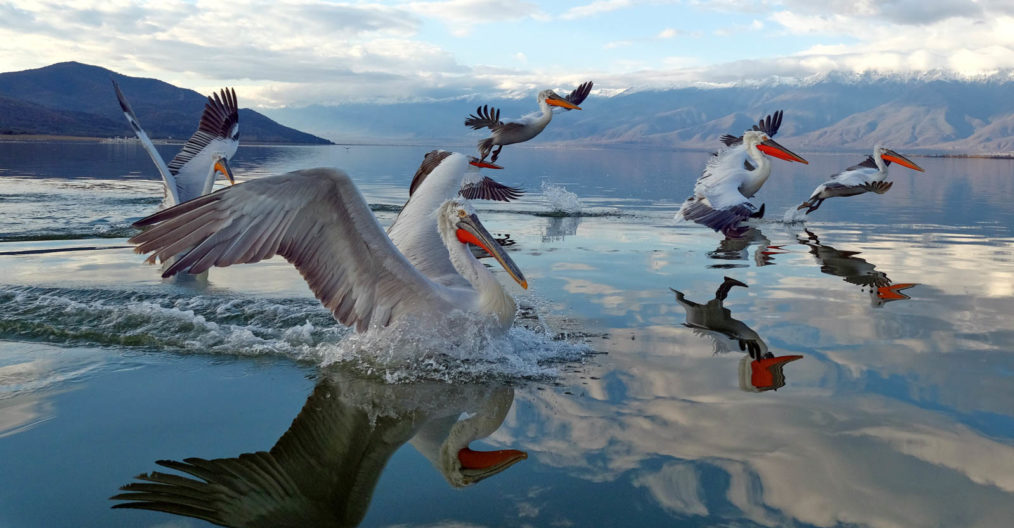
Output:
[
  {"xmin": 707, "ymin": 227, "xmax": 785, "ymax": 268},
  {"xmin": 111, "ymin": 368, "xmax": 526, "ymax": 527},
  {"xmin": 798, "ymin": 229, "xmax": 917, "ymax": 307},
  {"xmin": 671, "ymin": 277, "xmax": 802, "ymax": 392}
]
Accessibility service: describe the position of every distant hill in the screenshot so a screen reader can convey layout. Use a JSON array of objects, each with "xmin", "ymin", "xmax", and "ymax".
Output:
[
  {"xmin": 263, "ymin": 75, "xmax": 1014, "ymax": 153},
  {"xmin": 0, "ymin": 62, "xmax": 332, "ymax": 144}
]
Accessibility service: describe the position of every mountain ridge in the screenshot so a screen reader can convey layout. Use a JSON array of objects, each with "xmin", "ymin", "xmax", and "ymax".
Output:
[{"xmin": 0, "ymin": 62, "xmax": 332, "ymax": 144}]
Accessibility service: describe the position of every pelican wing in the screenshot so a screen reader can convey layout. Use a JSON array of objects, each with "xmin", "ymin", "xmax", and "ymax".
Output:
[
  {"xmin": 564, "ymin": 81, "xmax": 593, "ymax": 108},
  {"xmin": 845, "ymin": 155, "xmax": 880, "ymax": 172},
  {"xmin": 111, "ymin": 79, "xmax": 180, "ymax": 205},
  {"xmin": 464, "ymin": 105, "xmax": 503, "ymax": 131},
  {"xmin": 408, "ymin": 150, "xmax": 454, "ymax": 197},
  {"xmin": 130, "ymin": 168, "xmax": 446, "ymax": 332},
  {"xmin": 167, "ymin": 88, "xmax": 239, "ymax": 176},
  {"xmin": 460, "ymin": 177, "xmax": 523, "ymax": 202},
  {"xmin": 716, "ymin": 110, "xmax": 783, "ymax": 148},
  {"xmin": 111, "ymin": 377, "xmax": 421, "ymax": 526},
  {"xmin": 677, "ymin": 197, "xmax": 757, "ymax": 236}
]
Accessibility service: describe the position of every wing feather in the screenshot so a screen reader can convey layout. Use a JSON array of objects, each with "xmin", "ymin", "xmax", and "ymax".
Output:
[
  {"xmin": 167, "ymin": 87, "xmax": 239, "ymax": 176},
  {"xmin": 459, "ymin": 176, "xmax": 524, "ymax": 202},
  {"xmin": 464, "ymin": 105, "xmax": 503, "ymax": 131},
  {"xmin": 130, "ymin": 168, "xmax": 448, "ymax": 330},
  {"xmin": 564, "ymin": 81, "xmax": 593, "ymax": 107}
]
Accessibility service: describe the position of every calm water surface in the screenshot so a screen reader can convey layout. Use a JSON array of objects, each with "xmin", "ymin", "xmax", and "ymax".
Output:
[{"xmin": 1, "ymin": 142, "xmax": 1013, "ymax": 527}]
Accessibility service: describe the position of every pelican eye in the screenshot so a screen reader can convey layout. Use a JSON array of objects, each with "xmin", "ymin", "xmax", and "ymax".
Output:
[{"xmin": 457, "ymin": 209, "xmax": 467, "ymax": 218}]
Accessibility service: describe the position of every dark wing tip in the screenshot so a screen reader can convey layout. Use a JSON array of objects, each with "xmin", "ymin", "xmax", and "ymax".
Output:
[
  {"xmin": 565, "ymin": 81, "xmax": 594, "ymax": 107},
  {"xmin": 720, "ymin": 134, "xmax": 743, "ymax": 147},
  {"xmin": 460, "ymin": 176, "xmax": 524, "ymax": 202},
  {"xmin": 752, "ymin": 110, "xmax": 783, "ymax": 137}
]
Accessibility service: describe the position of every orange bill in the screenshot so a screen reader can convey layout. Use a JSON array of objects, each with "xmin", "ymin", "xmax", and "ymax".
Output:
[
  {"xmin": 882, "ymin": 150, "xmax": 925, "ymax": 172},
  {"xmin": 757, "ymin": 138, "xmax": 808, "ymax": 164}
]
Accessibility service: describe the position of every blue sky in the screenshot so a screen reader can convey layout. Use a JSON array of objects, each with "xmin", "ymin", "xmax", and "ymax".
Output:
[{"xmin": 0, "ymin": 1, "xmax": 1011, "ymax": 107}]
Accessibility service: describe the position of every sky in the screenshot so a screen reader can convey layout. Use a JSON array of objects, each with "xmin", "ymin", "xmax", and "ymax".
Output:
[{"xmin": 1, "ymin": 0, "xmax": 1013, "ymax": 108}]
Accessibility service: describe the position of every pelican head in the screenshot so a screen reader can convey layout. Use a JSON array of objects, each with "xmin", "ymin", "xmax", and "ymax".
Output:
[
  {"xmin": 874, "ymin": 145, "xmax": 924, "ymax": 172},
  {"xmin": 538, "ymin": 89, "xmax": 581, "ymax": 110},
  {"xmin": 439, "ymin": 200, "xmax": 528, "ymax": 289},
  {"xmin": 212, "ymin": 153, "xmax": 236, "ymax": 185},
  {"xmin": 745, "ymin": 130, "xmax": 808, "ymax": 164}
]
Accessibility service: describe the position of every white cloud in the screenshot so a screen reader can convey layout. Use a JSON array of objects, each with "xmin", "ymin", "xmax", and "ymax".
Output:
[
  {"xmin": 405, "ymin": 0, "xmax": 542, "ymax": 34},
  {"xmin": 656, "ymin": 27, "xmax": 678, "ymax": 39},
  {"xmin": 561, "ymin": 0, "xmax": 636, "ymax": 20}
]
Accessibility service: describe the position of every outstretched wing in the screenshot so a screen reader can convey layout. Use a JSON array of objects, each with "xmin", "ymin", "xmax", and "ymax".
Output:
[
  {"xmin": 717, "ymin": 110, "xmax": 784, "ymax": 149},
  {"xmin": 677, "ymin": 197, "xmax": 758, "ymax": 236},
  {"xmin": 464, "ymin": 105, "xmax": 503, "ymax": 131},
  {"xmin": 130, "ymin": 168, "xmax": 446, "ymax": 332},
  {"xmin": 460, "ymin": 177, "xmax": 524, "ymax": 202},
  {"xmin": 167, "ymin": 88, "xmax": 239, "ymax": 176},
  {"xmin": 111, "ymin": 79, "xmax": 180, "ymax": 205}
]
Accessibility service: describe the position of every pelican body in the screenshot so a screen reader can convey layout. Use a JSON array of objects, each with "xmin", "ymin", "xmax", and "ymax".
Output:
[
  {"xmin": 676, "ymin": 126, "xmax": 808, "ymax": 236},
  {"xmin": 113, "ymin": 80, "xmax": 238, "ymax": 207},
  {"xmin": 129, "ymin": 168, "xmax": 528, "ymax": 333},
  {"xmin": 465, "ymin": 81, "xmax": 592, "ymax": 164},
  {"xmin": 798, "ymin": 145, "xmax": 924, "ymax": 214}
]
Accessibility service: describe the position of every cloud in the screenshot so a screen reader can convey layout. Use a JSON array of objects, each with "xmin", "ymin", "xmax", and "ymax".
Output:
[
  {"xmin": 560, "ymin": 0, "xmax": 636, "ymax": 20},
  {"xmin": 404, "ymin": 0, "xmax": 543, "ymax": 34}
]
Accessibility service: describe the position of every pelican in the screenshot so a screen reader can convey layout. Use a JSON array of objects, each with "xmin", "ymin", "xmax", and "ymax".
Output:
[
  {"xmin": 112, "ymin": 370, "xmax": 526, "ymax": 525},
  {"xmin": 797, "ymin": 145, "xmax": 924, "ymax": 214},
  {"xmin": 129, "ymin": 168, "xmax": 528, "ymax": 333},
  {"xmin": 676, "ymin": 126, "xmax": 808, "ymax": 236},
  {"xmin": 388, "ymin": 150, "xmax": 522, "ymax": 288},
  {"xmin": 113, "ymin": 80, "xmax": 237, "ymax": 207},
  {"xmin": 798, "ymin": 229, "xmax": 917, "ymax": 307},
  {"xmin": 465, "ymin": 81, "xmax": 592, "ymax": 164},
  {"xmin": 671, "ymin": 277, "xmax": 803, "ymax": 392}
]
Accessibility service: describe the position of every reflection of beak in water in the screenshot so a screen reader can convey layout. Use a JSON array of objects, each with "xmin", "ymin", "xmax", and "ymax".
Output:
[
  {"xmin": 542, "ymin": 215, "xmax": 582, "ymax": 243},
  {"xmin": 799, "ymin": 229, "xmax": 918, "ymax": 307},
  {"xmin": 707, "ymin": 227, "xmax": 781, "ymax": 268},
  {"xmin": 672, "ymin": 277, "xmax": 804, "ymax": 392},
  {"xmin": 739, "ymin": 355, "xmax": 803, "ymax": 392},
  {"xmin": 111, "ymin": 368, "xmax": 524, "ymax": 526}
]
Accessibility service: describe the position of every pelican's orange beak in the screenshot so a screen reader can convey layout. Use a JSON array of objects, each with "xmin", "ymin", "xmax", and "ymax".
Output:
[
  {"xmin": 882, "ymin": 150, "xmax": 925, "ymax": 172},
  {"xmin": 469, "ymin": 159, "xmax": 503, "ymax": 169},
  {"xmin": 757, "ymin": 138, "xmax": 808, "ymax": 164},
  {"xmin": 456, "ymin": 212, "xmax": 528, "ymax": 289},
  {"xmin": 458, "ymin": 447, "xmax": 528, "ymax": 470},
  {"xmin": 877, "ymin": 283, "xmax": 917, "ymax": 300},
  {"xmin": 545, "ymin": 93, "xmax": 581, "ymax": 110},
  {"xmin": 214, "ymin": 157, "xmax": 236, "ymax": 185}
]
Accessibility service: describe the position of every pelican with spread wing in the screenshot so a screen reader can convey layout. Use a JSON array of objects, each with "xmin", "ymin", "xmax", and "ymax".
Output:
[
  {"xmin": 797, "ymin": 145, "xmax": 924, "ymax": 214},
  {"xmin": 112, "ymin": 80, "xmax": 238, "ymax": 207},
  {"xmin": 675, "ymin": 112, "xmax": 808, "ymax": 236},
  {"xmin": 129, "ymin": 168, "xmax": 528, "ymax": 333},
  {"xmin": 465, "ymin": 81, "xmax": 592, "ymax": 164}
]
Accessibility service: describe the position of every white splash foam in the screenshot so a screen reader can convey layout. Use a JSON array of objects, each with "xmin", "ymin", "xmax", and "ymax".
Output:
[
  {"xmin": 541, "ymin": 182, "xmax": 583, "ymax": 215},
  {"xmin": 782, "ymin": 207, "xmax": 808, "ymax": 224}
]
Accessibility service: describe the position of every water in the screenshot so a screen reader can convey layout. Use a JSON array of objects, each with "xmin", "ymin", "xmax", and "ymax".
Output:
[{"xmin": 2, "ymin": 142, "xmax": 1014, "ymax": 527}]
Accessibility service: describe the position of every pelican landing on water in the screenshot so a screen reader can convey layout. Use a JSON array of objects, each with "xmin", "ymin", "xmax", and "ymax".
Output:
[
  {"xmin": 465, "ymin": 81, "xmax": 592, "ymax": 165},
  {"xmin": 112, "ymin": 80, "xmax": 238, "ymax": 207},
  {"xmin": 676, "ymin": 111, "xmax": 808, "ymax": 236},
  {"xmin": 129, "ymin": 168, "xmax": 528, "ymax": 334},
  {"xmin": 797, "ymin": 145, "xmax": 925, "ymax": 214}
]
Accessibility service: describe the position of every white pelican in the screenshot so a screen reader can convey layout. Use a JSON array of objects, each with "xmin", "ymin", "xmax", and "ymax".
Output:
[
  {"xmin": 129, "ymin": 168, "xmax": 528, "ymax": 333},
  {"xmin": 675, "ymin": 128, "xmax": 808, "ymax": 236},
  {"xmin": 388, "ymin": 150, "xmax": 522, "ymax": 288},
  {"xmin": 465, "ymin": 81, "xmax": 592, "ymax": 164},
  {"xmin": 111, "ymin": 371, "xmax": 526, "ymax": 525},
  {"xmin": 797, "ymin": 145, "xmax": 925, "ymax": 214},
  {"xmin": 113, "ymin": 80, "xmax": 238, "ymax": 207}
]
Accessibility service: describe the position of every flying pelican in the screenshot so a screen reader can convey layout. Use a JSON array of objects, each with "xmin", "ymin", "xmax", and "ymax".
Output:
[
  {"xmin": 129, "ymin": 168, "xmax": 528, "ymax": 333},
  {"xmin": 113, "ymin": 80, "xmax": 238, "ymax": 207},
  {"xmin": 112, "ymin": 370, "xmax": 526, "ymax": 526},
  {"xmin": 465, "ymin": 81, "xmax": 592, "ymax": 164},
  {"xmin": 388, "ymin": 150, "xmax": 522, "ymax": 288},
  {"xmin": 676, "ymin": 124, "xmax": 808, "ymax": 236},
  {"xmin": 797, "ymin": 145, "xmax": 925, "ymax": 214}
]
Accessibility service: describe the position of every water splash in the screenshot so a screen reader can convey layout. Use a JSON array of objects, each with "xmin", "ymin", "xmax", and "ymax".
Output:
[
  {"xmin": 782, "ymin": 206, "xmax": 808, "ymax": 224},
  {"xmin": 541, "ymin": 182, "xmax": 583, "ymax": 215},
  {"xmin": 0, "ymin": 285, "xmax": 589, "ymax": 382}
]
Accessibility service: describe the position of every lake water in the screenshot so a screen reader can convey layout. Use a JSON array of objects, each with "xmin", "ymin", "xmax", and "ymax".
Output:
[{"xmin": 2, "ymin": 141, "xmax": 1014, "ymax": 527}]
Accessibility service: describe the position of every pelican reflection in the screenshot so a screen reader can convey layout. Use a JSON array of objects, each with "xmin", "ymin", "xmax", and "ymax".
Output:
[
  {"xmin": 707, "ymin": 227, "xmax": 784, "ymax": 268},
  {"xmin": 798, "ymin": 229, "xmax": 917, "ymax": 307},
  {"xmin": 111, "ymin": 368, "xmax": 525, "ymax": 526},
  {"xmin": 671, "ymin": 277, "xmax": 802, "ymax": 392}
]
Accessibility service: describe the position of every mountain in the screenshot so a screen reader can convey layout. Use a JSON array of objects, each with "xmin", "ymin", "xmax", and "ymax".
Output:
[
  {"xmin": 0, "ymin": 62, "xmax": 331, "ymax": 144},
  {"xmin": 262, "ymin": 77, "xmax": 1014, "ymax": 153}
]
